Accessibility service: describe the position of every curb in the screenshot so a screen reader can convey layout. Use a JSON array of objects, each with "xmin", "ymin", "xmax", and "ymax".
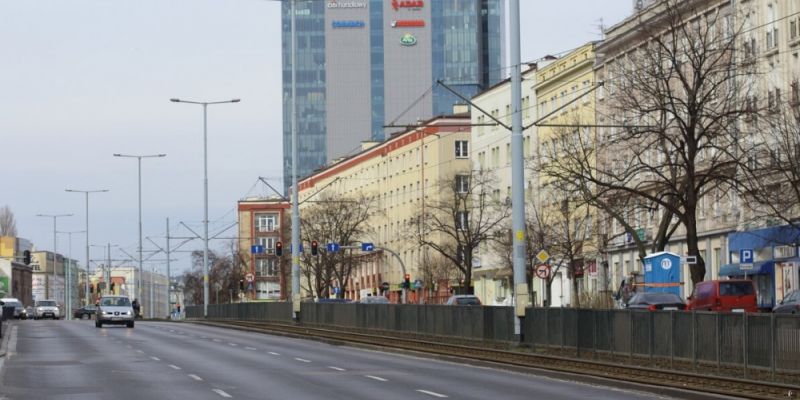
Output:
[{"xmin": 0, "ymin": 320, "xmax": 9, "ymax": 358}]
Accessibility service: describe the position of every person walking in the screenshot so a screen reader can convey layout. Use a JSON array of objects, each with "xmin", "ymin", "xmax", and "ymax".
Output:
[{"xmin": 132, "ymin": 299, "xmax": 141, "ymax": 319}]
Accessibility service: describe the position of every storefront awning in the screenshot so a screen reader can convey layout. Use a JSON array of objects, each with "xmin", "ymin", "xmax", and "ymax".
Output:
[{"xmin": 719, "ymin": 260, "xmax": 774, "ymax": 276}]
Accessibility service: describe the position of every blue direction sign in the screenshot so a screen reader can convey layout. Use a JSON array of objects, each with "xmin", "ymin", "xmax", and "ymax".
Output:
[
  {"xmin": 361, "ymin": 242, "xmax": 375, "ymax": 251},
  {"xmin": 327, "ymin": 243, "xmax": 341, "ymax": 252},
  {"xmin": 740, "ymin": 249, "xmax": 754, "ymax": 264},
  {"xmin": 250, "ymin": 245, "xmax": 264, "ymax": 254}
]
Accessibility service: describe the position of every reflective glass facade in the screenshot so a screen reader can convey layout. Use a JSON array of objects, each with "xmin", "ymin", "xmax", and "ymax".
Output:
[{"xmin": 370, "ymin": 0, "xmax": 385, "ymax": 141}]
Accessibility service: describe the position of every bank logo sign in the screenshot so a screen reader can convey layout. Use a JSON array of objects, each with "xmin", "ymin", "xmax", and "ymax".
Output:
[
  {"xmin": 333, "ymin": 20, "xmax": 366, "ymax": 28},
  {"xmin": 399, "ymin": 33, "xmax": 417, "ymax": 46},
  {"xmin": 328, "ymin": 1, "xmax": 367, "ymax": 8}
]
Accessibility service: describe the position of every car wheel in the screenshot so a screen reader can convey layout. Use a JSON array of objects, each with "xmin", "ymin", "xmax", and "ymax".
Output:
[{"xmin": 126, "ymin": 321, "xmax": 134, "ymax": 328}]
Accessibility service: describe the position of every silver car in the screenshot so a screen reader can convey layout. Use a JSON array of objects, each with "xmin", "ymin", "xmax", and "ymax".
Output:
[
  {"xmin": 34, "ymin": 299, "xmax": 61, "ymax": 320},
  {"xmin": 95, "ymin": 295, "xmax": 134, "ymax": 328}
]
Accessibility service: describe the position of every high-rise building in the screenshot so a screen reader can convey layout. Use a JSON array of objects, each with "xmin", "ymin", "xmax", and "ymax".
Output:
[{"xmin": 282, "ymin": 0, "xmax": 505, "ymax": 192}]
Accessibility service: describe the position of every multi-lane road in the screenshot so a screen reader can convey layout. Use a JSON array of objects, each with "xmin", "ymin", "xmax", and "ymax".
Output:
[{"xmin": 0, "ymin": 320, "xmax": 680, "ymax": 400}]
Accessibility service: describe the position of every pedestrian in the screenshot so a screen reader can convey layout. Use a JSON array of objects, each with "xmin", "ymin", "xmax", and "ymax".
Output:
[{"xmin": 132, "ymin": 299, "xmax": 141, "ymax": 319}]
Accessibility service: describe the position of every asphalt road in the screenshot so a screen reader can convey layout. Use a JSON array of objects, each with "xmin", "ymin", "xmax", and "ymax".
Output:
[{"xmin": 0, "ymin": 320, "xmax": 676, "ymax": 400}]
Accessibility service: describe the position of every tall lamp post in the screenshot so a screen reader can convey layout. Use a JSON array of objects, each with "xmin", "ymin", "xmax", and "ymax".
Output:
[
  {"xmin": 113, "ymin": 154, "xmax": 165, "ymax": 308},
  {"xmin": 57, "ymin": 230, "xmax": 85, "ymax": 320},
  {"xmin": 66, "ymin": 189, "xmax": 109, "ymax": 305},
  {"xmin": 170, "ymin": 97, "xmax": 240, "ymax": 318},
  {"xmin": 36, "ymin": 213, "xmax": 73, "ymax": 303}
]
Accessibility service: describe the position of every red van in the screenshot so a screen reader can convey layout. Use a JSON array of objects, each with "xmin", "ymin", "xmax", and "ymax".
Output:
[{"xmin": 686, "ymin": 280, "xmax": 758, "ymax": 312}]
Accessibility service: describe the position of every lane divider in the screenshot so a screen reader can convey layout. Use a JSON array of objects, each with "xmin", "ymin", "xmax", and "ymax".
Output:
[
  {"xmin": 365, "ymin": 375, "xmax": 388, "ymax": 382},
  {"xmin": 212, "ymin": 388, "xmax": 232, "ymax": 398},
  {"xmin": 417, "ymin": 389, "xmax": 448, "ymax": 398},
  {"xmin": 294, "ymin": 358, "xmax": 311, "ymax": 363},
  {"xmin": 188, "ymin": 374, "xmax": 203, "ymax": 381}
]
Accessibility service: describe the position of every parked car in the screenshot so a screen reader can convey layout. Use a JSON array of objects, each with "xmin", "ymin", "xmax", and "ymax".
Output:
[
  {"xmin": 774, "ymin": 290, "xmax": 800, "ymax": 314},
  {"xmin": 316, "ymin": 298, "xmax": 353, "ymax": 303},
  {"xmin": 0, "ymin": 298, "xmax": 28, "ymax": 319},
  {"xmin": 73, "ymin": 305, "xmax": 97, "ymax": 319},
  {"xmin": 95, "ymin": 295, "xmax": 134, "ymax": 328},
  {"xmin": 445, "ymin": 295, "xmax": 482, "ymax": 306},
  {"xmin": 686, "ymin": 279, "xmax": 758, "ymax": 312},
  {"xmin": 359, "ymin": 296, "xmax": 390, "ymax": 304},
  {"xmin": 33, "ymin": 299, "xmax": 61, "ymax": 320},
  {"xmin": 624, "ymin": 292, "xmax": 685, "ymax": 311}
]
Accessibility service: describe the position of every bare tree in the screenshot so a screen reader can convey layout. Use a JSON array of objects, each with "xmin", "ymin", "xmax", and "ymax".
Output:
[
  {"xmin": 412, "ymin": 169, "xmax": 510, "ymax": 293},
  {"xmin": 0, "ymin": 205, "xmax": 17, "ymax": 237},
  {"xmin": 299, "ymin": 193, "xmax": 378, "ymax": 299},
  {"xmin": 588, "ymin": 0, "xmax": 759, "ymax": 288}
]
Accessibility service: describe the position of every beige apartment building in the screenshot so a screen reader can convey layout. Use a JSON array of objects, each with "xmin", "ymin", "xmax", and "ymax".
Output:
[
  {"xmin": 298, "ymin": 115, "xmax": 472, "ymax": 302},
  {"xmin": 595, "ymin": 0, "xmax": 800, "ymax": 304},
  {"xmin": 237, "ymin": 197, "xmax": 290, "ymax": 300}
]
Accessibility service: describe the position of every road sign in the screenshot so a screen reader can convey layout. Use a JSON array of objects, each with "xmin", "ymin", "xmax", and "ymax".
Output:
[
  {"xmin": 380, "ymin": 281, "xmax": 390, "ymax": 291},
  {"xmin": 535, "ymin": 264, "xmax": 551, "ymax": 279},
  {"xmin": 361, "ymin": 242, "xmax": 375, "ymax": 251},
  {"xmin": 685, "ymin": 256, "xmax": 697, "ymax": 265},
  {"xmin": 740, "ymin": 263, "xmax": 754, "ymax": 270},
  {"xmin": 245, "ymin": 273, "xmax": 255, "ymax": 283},
  {"xmin": 740, "ymin": 249, "xmax": 754, "ymax": 264},
  {"xmin": 327, "ymin": 243, "xmax": 341, "ymax": 252},
  {"xmin": 250, "ymin": 245, "xmax": 264, "ymax": 254},
  {"xmin": 413, "ymin": 279, "xmax": 423, "ymax": 289},
  {"xmin": 333, "ymin": 286, "xmax": 341, "ymax": 294},
  {"xmin": 535, "ymin": 250, "xmax": 550, "ymax": 263}
]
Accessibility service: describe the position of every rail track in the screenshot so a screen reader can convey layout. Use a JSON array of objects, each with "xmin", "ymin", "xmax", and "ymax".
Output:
[{"xmin": 193, "ymin": 319, "xmax": 799, "ymax": 400}]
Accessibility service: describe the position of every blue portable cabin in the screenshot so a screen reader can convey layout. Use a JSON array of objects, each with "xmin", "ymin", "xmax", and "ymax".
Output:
[{"xmin": 642, "ymin": 252, "xmax": 683, "ymax": 298}]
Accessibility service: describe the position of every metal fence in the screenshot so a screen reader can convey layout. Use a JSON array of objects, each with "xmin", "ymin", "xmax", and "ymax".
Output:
[
  {"xmin": 524, "ymin": 308, "xmax": 800, "ymax": 379},
  {"xmin": 301, "ymin": 303, "xmax": 516, "ymax": 342},
  {"xmin": 185, "ymin": 302, "xmax": 293, "ymax": 323}
]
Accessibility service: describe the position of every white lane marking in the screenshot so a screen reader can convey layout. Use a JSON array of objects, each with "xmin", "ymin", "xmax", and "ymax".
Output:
[
  {"xmin": 188, "ymin": 374, "xmax": 203, "ymax": 381},
  {"xmin": 169, "ymin": 364, "xmax": 182, "ymax": 370},
  {"xmin": 244, "ymin": 347, "xmax": 257, "ymax": 351},
  {"xmin": 150, "ymin": 356, "xmax": 160, "ymax": 361},
  {"xmin": 328, "ymin": 366, "xmax": 346, "ymax": 371},
  {"xmin": 365, "ymin": 375, "xmax": 388, "ymax": 382},
  {"xmin": 136, "ymin": 350, "xmax": 144, "ymax": 354},
  {"xmin": 228, "ymin": 343, "xmax": 238, "ymax": 347},
  {"xmin": 268, "ymin": 352, "xmax": 280, "ymax": 356},
  {"xmin": 417, "ymin": 390, "xmax": 448, "ymax": 398},
  {"xmin": 294, "ymin": 358, "xmax": 311, "ymax": 363},
  {"xmin": 212, "ymin": 389, "xmax": 232, "ymax": 398}
]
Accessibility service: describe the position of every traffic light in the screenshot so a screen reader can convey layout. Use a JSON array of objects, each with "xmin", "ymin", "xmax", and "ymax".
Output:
[
  {"xmin": 239, "ymin": 279, "xmax": 244, "ymax": 291},
  {"xmin": 275, "ymin": 241, "xmax": 283, "ymax": 257},
  {"xmin": 23, "ymin": 250, "xmax": 31, "ymax": 265},
  {"xmin": 311, "ymin": 240, "xmax": 319, "ymax": 256},
  {"xmin": 403, "ymin": 274, "xmax": 411, "ymax": 289},
  {"xmin": 110, "ymin": 282, "xmax": 115, "ymax": 293}
]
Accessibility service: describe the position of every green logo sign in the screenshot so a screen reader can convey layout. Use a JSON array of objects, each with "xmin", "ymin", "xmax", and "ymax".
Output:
[{"xmin": 399, "ymin": 33, "xmax": 417, "ymax": 46}]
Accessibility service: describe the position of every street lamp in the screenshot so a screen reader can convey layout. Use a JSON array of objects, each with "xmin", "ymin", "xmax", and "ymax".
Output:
[
  {"xmin": 66, "ymin": 189, "xmax": 109, "ymax": 305},
  {"xmin": 170, "ymin": 97, "xmax": 240, "ymax": 318},
  {"xmin": 113, "ymin": 154, "xmax": 165, "ymax": 307},
  {"xmin": 57, "ymin": 230, "xmax": 85, "ymax": 320},
  {"xmin": 36, "ymin": 213, "xmax": 73, "ymax": 302}
]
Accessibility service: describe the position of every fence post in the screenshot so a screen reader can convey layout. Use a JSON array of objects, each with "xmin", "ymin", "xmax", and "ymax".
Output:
[
  {"xmin": 609, "ymin": 310, "xmax": 615, "ymax": 362},
  {"xmin": 743, "ymin": 312, "xmax": 748, "ymax": 379},
  {"xmin": 771, "ymin": 313, "xmax": 776, "ymax": 381},
  {"xmin": 544, "ymin": 307, "xmax": 549, "ymax": 350},
  {"xmin": 648, "ymin": 311, "xmax": 654, "ymax": 365},
  {"xmin": 669, "ymin": 311, "xmax": 674, "ymax": 370},
  {"xmin": 716, "ymin": 312, "xmax": 721, "ymax": 376},
  {"xmin": 692, "ymin": 311, "xmax": 697, "ymax": 372},
  {"xmin": 576, "ymin": 309, "xmax": 580, "ymax": 358},
  {"xmin": 561, "ymin": 307, "xmax": 565, "ymax": 353},
  {"xmin": 629, "ymin": 309, "xmax": 634, "ymax": 363},
  {"xmin": 592, "ymin": 309, "xmax": 597, "ymax": 360}
]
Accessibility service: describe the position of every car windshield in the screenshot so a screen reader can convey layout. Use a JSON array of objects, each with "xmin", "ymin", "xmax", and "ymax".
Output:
[
  {"xmin": 3, "ymin": 301, "xmax": 22, "ymax": 308},
  {"xmin": 456, "ymin": 297, "xmax": 481, "ymax": 305},
  {"xmin": 720, "ymin": 282, "xmax": 754, "ymax": 296},
  {"xmin": 642, "ymin": 293, "xmax": 683, "ymax": 303},
  {"xmin": 102, "ymin": 297, "xmax": 131, "ymax": 307},
  {"xmin": 36, "ymin": 301, "xmax": 57, "ymax": 307}
]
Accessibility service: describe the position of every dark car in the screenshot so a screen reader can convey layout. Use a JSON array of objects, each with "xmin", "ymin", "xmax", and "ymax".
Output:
[
  {"xmin": 774, "ymin": 291, "xmax": 800, "ymax": 314},
  {"xmin": 0, "ymin": 300, "xmax": 28, "ymax": 319},
  {"xmin": 74, "ymin": 305, "xmax": 97, "ymax": 319},
  {"xmin": 445, "ymin": 295, "xmax": 482, "ymax": 306},
  {"xmin": 625, "ymin": 292, "xmax": 686, "ymax": 311}
]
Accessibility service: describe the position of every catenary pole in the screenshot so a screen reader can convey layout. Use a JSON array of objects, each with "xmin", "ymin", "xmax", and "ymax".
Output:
[{"xmin": 290, "ymin": 0, "xmax": 301, "ymax": 318}]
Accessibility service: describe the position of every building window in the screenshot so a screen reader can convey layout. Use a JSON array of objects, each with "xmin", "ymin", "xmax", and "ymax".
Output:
[
  {"xmin": 455, "ymin": 140, "xmax": 469, "ymax": 158},
  {"xmin": 456, "ymin": 211, "xmax": 469, "ymax": 230},
  {"xmin": 256, "ymin": 258, "xmax": 279, "ymax": 277},
  {"xmin": 455, "ymin": 175, "xmax": 469, "ymax": 193},
  {"xmin": 256, "ymin": 237, "xmax": 276, "ymax": 254},
  {"xmin": 256, "ymin": 214, "xmax": 278, "ymax": 232}
]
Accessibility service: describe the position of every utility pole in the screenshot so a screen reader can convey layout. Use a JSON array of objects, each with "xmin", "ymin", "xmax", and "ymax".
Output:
[
  {"xmin": 166, "ymin": 218, "xmax": 171, "ymax": 317},
  {"xmin": 290, "ymin": 0, "xmax": 302, "ymax": 319},
  {"xmin": 509, "ymin": 0, "xmax": 529, "ymax": 340}
]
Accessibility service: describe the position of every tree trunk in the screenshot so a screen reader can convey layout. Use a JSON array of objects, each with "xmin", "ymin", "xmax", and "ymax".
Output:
[
  {"xmin": 571, "ymin": 266, "xmax": 581, "ymax": 308},
  {"xmin": 685, "ymin": 219, "xmax": 706, "ymax": 289}
]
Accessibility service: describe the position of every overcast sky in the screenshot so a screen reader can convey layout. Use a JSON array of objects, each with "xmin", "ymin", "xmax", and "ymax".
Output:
[{"xmin": 0, "ymin": 0, "xmax": 631, "ymax": 276}]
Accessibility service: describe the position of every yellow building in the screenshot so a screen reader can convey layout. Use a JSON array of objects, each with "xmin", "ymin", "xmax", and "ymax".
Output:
[
  {"xmin": 298, "ymin": 115, "xmax": 472, "ymax": 302},
  {"xmin": 532, "ymin": 42, "xmax": 601, "ymax": 307}
]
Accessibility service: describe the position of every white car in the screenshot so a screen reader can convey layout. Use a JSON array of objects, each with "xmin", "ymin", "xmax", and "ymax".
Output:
[
  {"xmin": 95, "ymin": 295, "xmax": 134, "ymax": 328},
  {"xmin": 34, "ymin": 299, "xmax": 61, "ymax": 320}
]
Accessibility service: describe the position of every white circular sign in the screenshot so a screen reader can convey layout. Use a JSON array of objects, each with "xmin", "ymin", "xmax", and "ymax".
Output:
[
  {"xmin": 245, "ymin": 273, "xmax": 255, "ymax": 283},
  {"xmin": 660, "ymin": 258, "xmax": 672, "ymax": 270}
]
